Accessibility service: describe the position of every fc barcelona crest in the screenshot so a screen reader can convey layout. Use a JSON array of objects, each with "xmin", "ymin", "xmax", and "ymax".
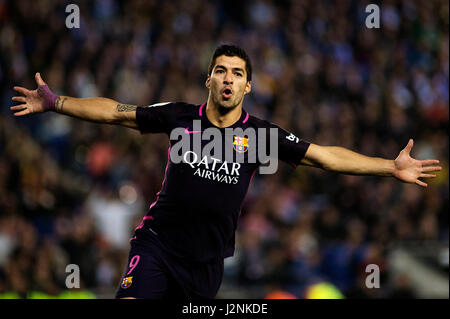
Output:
[
  {"xmin": 233, "ymin": 136, "xmax": 249, "ymax": 153},
  {"xmin": 121, "ymin": 276, "xmax": 133, "ymax": 289}
]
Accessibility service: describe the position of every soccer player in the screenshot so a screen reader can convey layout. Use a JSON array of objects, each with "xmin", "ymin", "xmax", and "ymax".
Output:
[{"xmin": 11, "ymin": 45, "xmax": 441, "ymax": 299}]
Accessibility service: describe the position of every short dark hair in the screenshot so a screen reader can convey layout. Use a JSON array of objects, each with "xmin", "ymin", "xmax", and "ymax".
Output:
[{"xmin": 208, "ymin": 44, "xmax": 252, "ymax": 81}]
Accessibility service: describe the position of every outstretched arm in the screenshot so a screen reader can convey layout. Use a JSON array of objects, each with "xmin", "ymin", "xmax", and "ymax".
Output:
[
  {"xmin": 11, "ymin": 73, "xmax": 138, "ymax": 129},
  {"xmin": 300, "ymin": 139, "xmax": 441, "ymax": 187}
]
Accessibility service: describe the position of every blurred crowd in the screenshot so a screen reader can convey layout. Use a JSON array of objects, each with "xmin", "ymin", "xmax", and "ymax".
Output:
[{"xmin": 0, "ymin": 0, "xmax": 448, "ymax": 298}]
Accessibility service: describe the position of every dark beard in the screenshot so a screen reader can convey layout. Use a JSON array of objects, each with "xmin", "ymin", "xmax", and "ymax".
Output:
[
  {"xmin": 217, "ymin": 103, "xmax": 239, "ymax": 116},
  {"xmin": 212, "ymin": 93, "xmax": 241, "ymax": 115}
]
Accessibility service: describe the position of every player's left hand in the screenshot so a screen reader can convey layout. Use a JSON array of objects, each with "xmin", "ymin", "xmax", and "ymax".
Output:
[{"xmin": 393, "ymin": 139, "xmax": 442, "ymax": 187}]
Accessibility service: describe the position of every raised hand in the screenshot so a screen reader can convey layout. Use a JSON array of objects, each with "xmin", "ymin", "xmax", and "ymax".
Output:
[
  {"xmin": 11, "ymin": 73, "xmax": 59, "ymax": 116},
  {"xmin": 393, "ymin": 139, "xmax": 442, "ymax": 187}
]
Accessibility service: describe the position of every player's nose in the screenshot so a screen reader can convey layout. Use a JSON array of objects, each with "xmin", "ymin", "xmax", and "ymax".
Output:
[{"xmin": 223, "ymin": 71, "xmax": 233, "ymax": 84}]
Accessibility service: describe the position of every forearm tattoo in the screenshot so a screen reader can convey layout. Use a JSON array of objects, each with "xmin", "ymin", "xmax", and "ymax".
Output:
[
  {"xmin": 117, "ymin": 104, "xmax": 137, "ymax": 112},
  {"xmin": 55, "ymin": 97, "xmax": 68, "ymax": 113}
]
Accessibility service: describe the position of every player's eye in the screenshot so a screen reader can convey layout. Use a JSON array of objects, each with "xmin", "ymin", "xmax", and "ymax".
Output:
[
  {"xmin": 216, "ymin": 69, "xmax": 224, "ymax": 74},
  {"xmin": 235, "ymin": 72, "xmax": 243, "ymax": 77}
]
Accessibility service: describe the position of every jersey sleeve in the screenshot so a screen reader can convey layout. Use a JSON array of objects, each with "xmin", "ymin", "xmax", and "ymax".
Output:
[
  {"xmin": 135, "ymin": 102, "xmax": 176, "ymax": 135},
  {"xmin": 266, "ymin": 122, "xmax": 310, "ymax": 168}
]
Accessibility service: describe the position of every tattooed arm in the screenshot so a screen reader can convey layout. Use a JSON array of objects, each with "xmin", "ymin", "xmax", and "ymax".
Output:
[
  {"xmin": 11, "ymin": 73, "xmax": 138, "ymax": 128},
  {"xmin": 53, "ymin": 97, "xmax": 138, "ymax": 128}
]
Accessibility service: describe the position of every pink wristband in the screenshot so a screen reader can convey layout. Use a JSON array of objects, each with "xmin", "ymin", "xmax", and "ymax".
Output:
[{"xmin": 37, "ymin": 84, "xmax": 59, "ymax": 111}]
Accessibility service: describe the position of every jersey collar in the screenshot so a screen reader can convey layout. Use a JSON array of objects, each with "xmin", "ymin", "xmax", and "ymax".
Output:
[{"xmin": 199, "ymin": 103, "xmax": 249, "ymax": 128}]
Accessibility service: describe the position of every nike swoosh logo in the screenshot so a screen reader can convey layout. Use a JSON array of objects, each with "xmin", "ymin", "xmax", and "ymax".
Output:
[{"xmin": 184, "ymin": 128, "xmax": 202, "ymax": 134}]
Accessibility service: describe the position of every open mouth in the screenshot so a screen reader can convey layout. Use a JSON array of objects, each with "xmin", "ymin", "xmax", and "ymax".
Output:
[{"xmin": 222, "ymin": 88, "xmax": 233, "ymax": 99}]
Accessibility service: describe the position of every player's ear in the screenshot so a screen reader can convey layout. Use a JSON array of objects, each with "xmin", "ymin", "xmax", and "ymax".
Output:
[
  {"xmin": 244, "ymin": 81, "xmax": 251, "ymax": 95},
  {"xmin": 205, "ymin": 75, "xmax": 211, "ymax": 89}
]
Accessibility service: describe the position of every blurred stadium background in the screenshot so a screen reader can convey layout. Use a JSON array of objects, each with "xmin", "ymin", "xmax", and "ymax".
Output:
[{"xmin": 0, "ymin": 0, "xmax": 448, "ymax": 299}]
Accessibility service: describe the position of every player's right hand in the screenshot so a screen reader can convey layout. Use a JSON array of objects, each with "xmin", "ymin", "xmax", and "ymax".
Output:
[{"xmin": 11, "ymin": 73, "xmax": 49, "ymax": 116}]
